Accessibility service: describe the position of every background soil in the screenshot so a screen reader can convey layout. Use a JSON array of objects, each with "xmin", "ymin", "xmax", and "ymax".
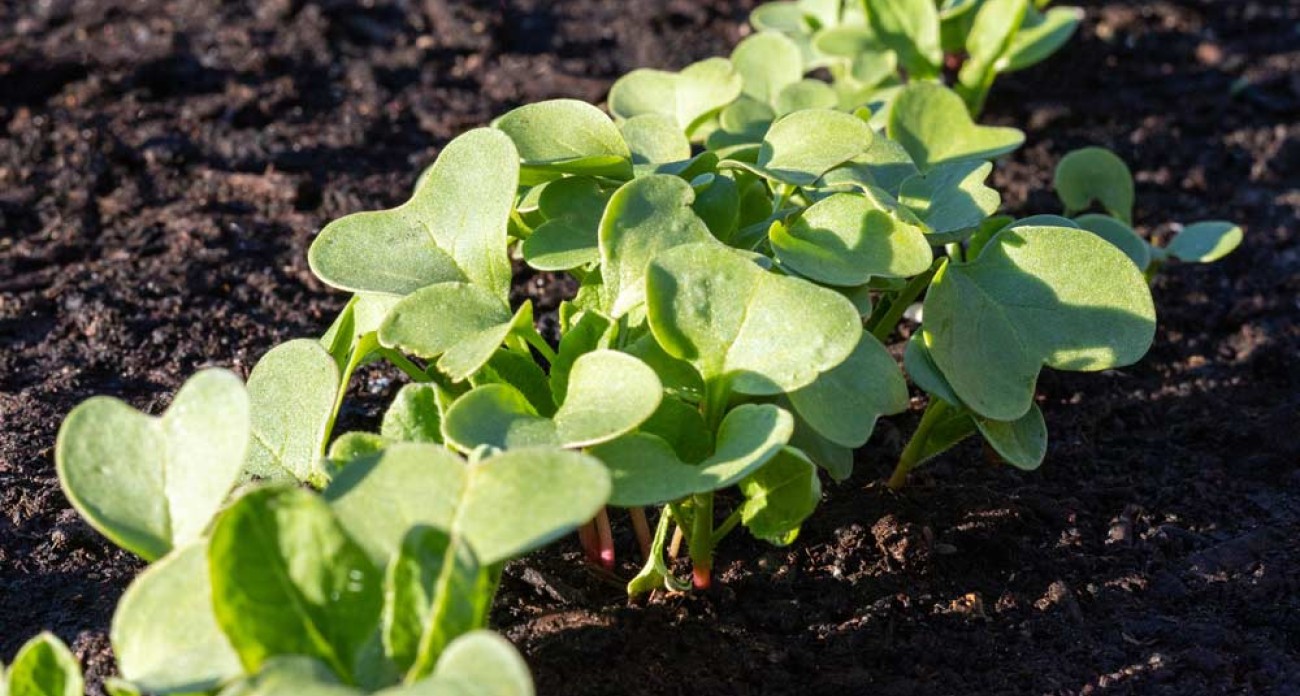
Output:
[{"xmin": 2, "ymin": 0, "xmax": 1298, "ymax": 693}]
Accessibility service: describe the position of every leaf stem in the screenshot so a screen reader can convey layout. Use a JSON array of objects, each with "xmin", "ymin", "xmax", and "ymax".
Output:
[
  {"xmin": 630, "ymin": 507, "xmax": 653, "ymax": 561},
  {"xmin": 594, "ymin": 508, "xmax": 615, "ymax": 569},
  {"xmin": 688, "ymin": 492, "xmax": 715, "ymax": 589},
  {"xmin": 521, "ymin": 328, "xmax": 559, "ymax": 365},
  {"xmin": 868, "ymin": 265, "xmax": 937, "ymax": 343},
  {"xmin": 711, "ymin": 507, "xmax": 743, "ymax": 547},
  {"xmin": 888, "ymin": 398, "xmax": 952, "ymax": 490},
  {"xmin": 381, "ymin": 349, "xmax": 431, "ymax": 383}
]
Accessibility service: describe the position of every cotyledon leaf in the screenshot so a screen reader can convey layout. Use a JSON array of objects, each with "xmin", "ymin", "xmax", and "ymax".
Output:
[
  {"xmin": 6, "ymin": 633, "xmax": 83, "ymax": 696},
  {"xmin": 245, "ymin": 339, "xmax": 341, "ymax": 485},
  {"xmin": 493, "ymin": 99, "xmax": 632, "ymax": 180},
  {"xmin": 591, "ymin": 404, "xmax": 795, "ymax": 506},
  {"xmin": 1000, "ymin": 6, "xmax": 1082, "ymax": 73},
  {"xmin": 1074, "ymin": 214, "xmax": 1151, "ymax": 269},
  {"xmin": 887, "ymin": 83, "xmax": 1024, "ymax": 172},
  {"xmin": 1053, "ymin": 147, "xmax": 1134, "ymax": 222},
  {"xmin": 975, "ymin": 403, "xmax": 1047, "ymax": 471},
  {"xmin": 379, "ymin": 282, "xmax": 534, "ymax": 382},
  {"xmin": 731, "ymin": 31, "xmax": 805, "ymax": 106},
  {"xmin": 607, "ymin": 57, "xmax": 743, "ymax": 137},
  {"xmin": 864, "ymin": 0, "xmax": 943, "ymax": 78},
  {"xmin": 646, "ymin": 243, "xmax": 862, "ymax": 395},
  {"xmin": 308, "ymin": 128, "xmax": 517, "ymax": 301},
  {"xmin": 520, "ymin": 177, "xmax": 610, "ymax": 271},
  {"xmin": 620, "ymin": 113, "xmax": 692, "ymax": 166},
  {"xmin": 771, "ymin": 191, "xmax": 933, "ymax": 286},
  {"xmin": 416, "ymin": 631, "xmax": 534, "ymax": 696},
  {"xmin": 111, "ymin": 542, "xmax": 243, "ymax": 694},
  {"xmin": 788, "ymin": 330, "xmax": 910, "ymax": 448},
  {"xmin": 325, "ymin": 444, "xmax": 610, "ymax": 566},
  {"xmin": 738, "ymin": 447, "xmax": 821, "ymax": 546},
  {"xmin": 899, "ymin": 160, "xmax": 1001, "ymax": 235},
  {"xmin": 921, "ymin": 226, "xmax": 1156, "ymax": 420},
  {"xmin": 724, "ymin": 109, "xmax": 875, "ymax": 186},
  {"xmin": 441, "ymin": 350, "xmax": 662, "ymax": 452},
  {"xmin": 207, "ymin": 487, "xmax": 383, "ymax": 684},
  {"xmin": 56, "ymin": 369, "xmax": 249, "ymax": 561},
  {"xmin": 1165, "ymin": 221, "xmax": 1242, "ymax": 263},
  {"xmin": 598, "ymin": 174, "xmax": 719, "ymax": 318}
]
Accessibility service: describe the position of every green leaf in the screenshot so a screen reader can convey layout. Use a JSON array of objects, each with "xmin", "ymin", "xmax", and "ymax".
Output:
[
  {"xmin": 620, "ymin": 114, "xmax": 691, "ymax": 166},
  {"xmin": 309, "ymin": 128, "xmax": 517, "ymax": 300},
  {"xmin": 899, "ymin": 160, "xmax": 1001, "ymax": 235},
  {"xmin": 623, "ymin": 332, "xmax": 705, "ymax": 402},
  {"xmin": 111, "ymin": 542, "xmax": 242, "ymax": 694},
  {"xmin": 598, "ymin": 175, "xmax": 718, "ymax": 317},
  {"xmin": 218, "ymin": 657, "xmax": 358, "ymax": 696},
  {"xmin": 864, "ymin": 0, "xmax": 942, "ymax": 78},
  {"xmin": 975, "ymin": 403, "xmax": 1047, "ymax": 470},
  {"xmin": 6, "ymin": 634, "xmax": 82, "ymax": 696},
  {"xmin": 472, "ymin": 350, "xmax": 557, "ymax": 417},
  {"xmin": 647, "ymin": 243, "xmax": 861, "ymax": 395},
  {"xmin": 738, "ymin": 447, "xmax": 821, "ymax": 545},
  {"xmin": 520, "ymin": 177, "xmax": 609, "ymax": 271},
  {"xmin": 775, "ymin": 80, "xmax": 839, "ymax": 115},
  {"xmin": 592, "ymin": 404, "xmax": 794, "ymax": 506},
  {"xmin": 1054, "ymin": 147, "xmax": 1135, "ymax": 222},
  {"xmin": 326, "ymin": 432, "xmax": 389, "ymax": 470},
  {"xmin": 787, "ymin": 410, "xmax": 855, "ymax": 480},
  {"xmin": 56, "ymin": 369, "xmax": 249, "ymax": 561},
  {"xmin": 246, "ymin": 340, "xmax": 341, "ymax": 484},
  {"xmin": 383, "ymin": 528, "xmax": 491, "ymax": 680},
  {"xmin": 382, "ymin": 384, "xmax": 446, "ymax": 444},
  {"xmin": 957, "ymin": 0, "xmax": 1029, "ymax": 88},
  {"xmin": 494, "ymin": 99, "xmax": 631, "ymax": 180},
  {"xmin": 727, "ymin": 109, "xmax": 875, "ymax": 186},
  {"xmin": 208, "ymin": 487, "xmax": 384, "ymax": 683},
  {"xmin": 887, "ymin": 83, "xmax": 1024, "ymax": 171},
  {"xmin": 418, "ymin": 631, "xmax": 534, "ymax": 696},
  {"xmin": 1074, "ymin": 214, "xmax": 1151, "ymax": 268},
  {"xmin": 379, "ymin": 283, "xmax": 533, "ymax": 382},
  {"xmin": 922, "ymin": 226, "xmax": 1157, "ymax": 420},
  {"xmin": 817, "ymin": 136, "xmax": 919, "ymax": 196},
  {"xmin": 1166, "ymin": 221, "xmax": 1243, "ymax": 263},
  {"xmin": 442, "ymin": 350, "xmax": 662, "ymax": 451},
  {"xmin": 788, "ymin": 331, "xmax": 909, "ymax": 448},
  {"xmin": 1000, "ymin": 6, "xmax": 1082, "ymax": 73},
  {"xmin": 608, "ymin": 58, "xmax": 743, "ymax": 137},
  {"xmin": 771, "ymin": 192, "xmax": 933, "ymax": 286},
  {"xmin": 691, "ymin": 174, "xmax": 742, "ymax": 243},
  {"xmin": 326, "ymin": 444, "xmax": 610, "ymax": 565},
  {"xmin": 639, "ymin": 396, "xmax": 714, "ymax": 464},
  {"xmin": 903, "ymin": 333, "xmax": 963, "ymax": 406},
  {"xmin": 731, "ymin": 32, "xmax": 805, "ymax": 106},
  {"xmin": 550, "ymin": 310, "xmax": 613, "ymax": 405}
]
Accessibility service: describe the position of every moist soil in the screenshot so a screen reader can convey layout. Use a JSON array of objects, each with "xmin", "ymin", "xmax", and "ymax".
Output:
[{"xmin": 2, "ymin": 1, "xmax": 1298, "ymax": 694}]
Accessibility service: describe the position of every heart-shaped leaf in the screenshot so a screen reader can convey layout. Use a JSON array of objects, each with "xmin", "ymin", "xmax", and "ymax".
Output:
[
  {"xmin": 591, "ymin": 404, "xmax": 794, "ymax": 506},
  {"xmin": 56, "ymin": 369, "xmax": 249, "ymax": 561},
  {"xmin": 381, "ymin": 384, "xmax": 448, "ymax": 444},
  {"xmin": 309, "ymin": 128, "xmax": 517, "ymax": 301},
  {"xmin": 957, "ymin": 0, "xmax": 1029, "ymax": 93},
  {"xmin": 6, "ymin": 633, "xmax": 82, "ymax": 696},
  {"xmin": 975, "ymin": 403, "xmax": 1047, "ymax": 470},
  {"xmin": 620, "ymin": 113, "xmax": 692, "ymax": 166},
  {"xmin": 1054, "ymin": 147, "xmax": 1134, "ymax": 222},
  {"xmin": 788, "ymin": 330, "xmax": 909, "ymax": 448},
  {"xmin": 921, "ymin": 226, "xmax": 1157, "ymax": 420},
  {"xmin": 442, "ymin": 350, "xmax": 662, "ymax": 452},
  {"xmin": 325, "ymin": 444, "xmax": 610, "ymax": 565},
  {"xmin": 111, "ymin": 542, "xmax": 242, "ymax": 694},
  {"xmin": 208, "ymin": 487, "xmax": 384, "ymax": 683},
  {"xmin": 245, "ymin": 340, "xmax": 342, "ymax": 485},
  {"xmin": 383, "ymin": 528, "xmax": 491, "ymax": 680},
  {"xmin": 647, "ymin": 243, "xmax": 862, "ymax": 395},
  {"xmin": 608, "ymin": 58, "xmax": 743, "ymax": 138},
  {"xmin": 1074, "ymin": 214, "xmax": 1151, "ymax": 268},
  {"xmin": 520, "ymin": 177, "xmax": 610, "ymax": 271},
  {"xmin": 864, "ymin": 0, "xmax": 942, "ymax": 78},
  {"xmin": 598, "ymin": 175, "xmax": 719, "ymax": 317},
  {"xmin": 899, "ymin": 160, "xmax": 1001, "ymax": 235},
  {"xmin": 726, "ymin": 109, "xmax": 875, "ymax": 186},
  {"xmin": 379, "ymin": 283, "xmax": 534, "ymax": 382},
  {"xmin": 471, "ymin": 350, "xmax": 556, "ymax": 417},
  {"xmin": 1166, "ymin": 221, "xmax": 1242, "ymax": 263},
  {"xmin": 731, "ymin": 32, "xmax": 805, "ymax": 106},
  {"xmin": 887, "ymin": 83, "xmax": 1024, "ymax": 171},
  {"xmin": 738, "ymin": 447, "xmax": 821, "ymax": 546},
  {"xmin": 775, "ymin": 80, "xmax": 839, "ymax": 115},
  {"xmin": 817, "ymin": 136, "xmax": 919, "ymax": 196},
  {"xmin": 771, "ymin": 191, "xmax": 933, "ymax": 286},
  {"xmin": 494, "ymin": 99, "xmax": 631, "ymax": 180}
]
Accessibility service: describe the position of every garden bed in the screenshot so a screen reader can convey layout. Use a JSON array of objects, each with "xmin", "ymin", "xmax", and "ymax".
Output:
[{"xmin": 1, "ymin": 0, "xmax": 1297, "ymax": 693}]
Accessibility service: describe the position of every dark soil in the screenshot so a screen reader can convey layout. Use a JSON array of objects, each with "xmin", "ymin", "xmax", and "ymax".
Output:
[{"xmin": 2, "ymin": 0, "xmax": 1297, "ymax": 694}]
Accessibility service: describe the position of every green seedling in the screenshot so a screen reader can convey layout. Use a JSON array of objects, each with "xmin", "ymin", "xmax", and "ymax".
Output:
[{"xmin": 1052, "ymin": 146, "xmax": 1243, "ymax": 279}]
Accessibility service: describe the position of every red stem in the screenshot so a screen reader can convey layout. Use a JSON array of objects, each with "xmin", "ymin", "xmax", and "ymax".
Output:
[{"xmin": 594, "ymin": 508, "xmax": 615, "ymax": 569}]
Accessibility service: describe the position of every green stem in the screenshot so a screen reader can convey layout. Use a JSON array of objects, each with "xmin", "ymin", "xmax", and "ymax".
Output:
[
  {"xmin": 382, "ymin": 349, "xmax": 431, "ymax": 383},
  {"xmin": 711, "ymin": 507, "xmax": 743, "ymax": 547},
  {"xmin": 888, "ymin": 398, "xmax": 951, "ymax": 490},
  {"xmin": 688, "ymin": 492, "xmax": 715, "ymax": 589},
  {"xmin": 869, "ymin": 265, "xmax": 937, "ymax": 343},
  {"xmin": 520, "ymin": 328, "xmax": 559, "ymax": 364}
]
